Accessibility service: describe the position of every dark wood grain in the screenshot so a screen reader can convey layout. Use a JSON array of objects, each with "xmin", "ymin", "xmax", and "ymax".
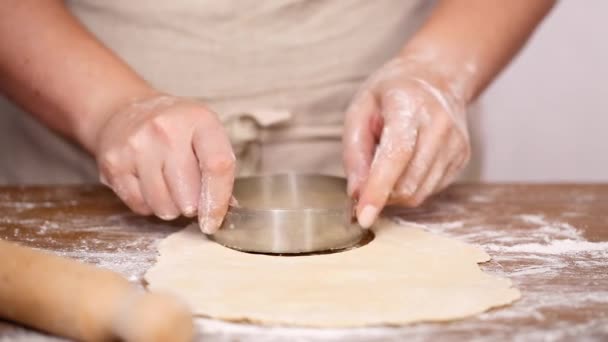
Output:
[{"xmin": 0, "ymin": 184, "xmax": 606, "ymax": 341}]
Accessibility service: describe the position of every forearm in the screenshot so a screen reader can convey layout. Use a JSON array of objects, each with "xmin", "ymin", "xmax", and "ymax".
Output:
[
  {"xmin": 0, "ymin": 0, "xmax": 157, "ymax": 152},
  {"xmin": 400, "ymin": 0, "xmax": 556, "ymax": 103}
]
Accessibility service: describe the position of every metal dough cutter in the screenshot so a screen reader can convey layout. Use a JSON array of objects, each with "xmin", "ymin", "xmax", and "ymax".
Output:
[{"xmin": 208, "ymin": 174, "xmax": 364, "ymax": 254}]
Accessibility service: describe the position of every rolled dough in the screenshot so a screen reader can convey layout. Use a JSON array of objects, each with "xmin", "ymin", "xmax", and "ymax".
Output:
[{"xmin": 145, "ymin": 219, "xmax": 520, "ymax": 327}]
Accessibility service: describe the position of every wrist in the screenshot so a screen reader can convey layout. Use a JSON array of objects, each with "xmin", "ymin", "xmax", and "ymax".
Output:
[
  {"xmin": 73, "ymin": 84, "xmax": 161, "ymax": 154},
  {"xmin": 397, "ymin": 42, "xmax": 480, "ymax": 106}
]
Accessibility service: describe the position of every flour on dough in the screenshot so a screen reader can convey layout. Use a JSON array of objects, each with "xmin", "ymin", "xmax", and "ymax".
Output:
[{"xmin": 144, "ymin": 219, "xmax": 520, "ymax": 327}]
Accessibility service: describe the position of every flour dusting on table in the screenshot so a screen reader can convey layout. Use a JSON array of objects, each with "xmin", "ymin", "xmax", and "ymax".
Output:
[
  {"xmin": 410, "ymin": 212, "xmax": 608, "ymax": 339},
  {"xmin": 1, "ymin": 185, "xmax": 607, "ymax": 341}
]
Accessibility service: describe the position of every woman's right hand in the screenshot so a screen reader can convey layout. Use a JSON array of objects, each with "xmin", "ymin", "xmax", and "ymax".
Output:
[{"xmin": 93, "ymin": 94, "xmax": 236, "ymax": 234}]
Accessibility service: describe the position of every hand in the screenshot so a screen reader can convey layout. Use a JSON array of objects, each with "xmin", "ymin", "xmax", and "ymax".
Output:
[
  {"xmin": 343, "ymin": 56, "xmax": 471, "ymax": 228},
  {"xmin": 94, "ymin": 94, "xmax": 236, "ymax": 234}
]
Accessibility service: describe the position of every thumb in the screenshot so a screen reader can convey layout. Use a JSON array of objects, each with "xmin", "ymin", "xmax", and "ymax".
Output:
[
  {"xmin": 342, "ymin": 90, "xmax": 379, "ymax": 198},
  {"xmin": 192, "ymin": 120, "xmax": 236, "ymax": 234}
]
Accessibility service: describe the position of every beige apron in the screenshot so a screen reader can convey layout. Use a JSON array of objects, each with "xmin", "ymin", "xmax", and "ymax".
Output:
[{"xmin": 0, "ymin": 0, "xmax": 432, "ymax": 184}]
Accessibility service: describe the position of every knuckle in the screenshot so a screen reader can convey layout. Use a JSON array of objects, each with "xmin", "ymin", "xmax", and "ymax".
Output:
[
  {"xmin": 397, "ymin": 192, "xmax": 425, "ymax": 207},
  {"xmin": 409, "ymin": 160, "xmax": 428, "ymax": 179},
  {"xmin": 112, "ymin": 182, "xmax": 134, "ymax": 203},
  {"xmin": 115, "ymin": 188, "xmax": 150, "ymax": 215},
  {"xmin": 421, "ymin": 183, "xmax": 436, "ymax": 198},
  {"xmin": 148, "ymin": 116, "xmax": 172, "ymax": 139},
  {"xmin": 436, "ymin": 116, "xmax": 454, "ymax": 137},
  {"xmin": 130, "ymin": 202, "xmax": 152, "ymax": 216},
  {"xmin": 203, "ymin": 154, "xmax": 236, "ymax": 174},
  {"xmin": 394, "ymin": 182, "xmax": 416, "ymax": 199},
  {"xmin": 150, "ymin": 114, "xmax": 169, "ymax": 130},
  {"xmin": 446, "ymin": 136, "xmax": 469, "ymax": 160},
  {"xmin": 410, "ymin": 196, "xmax": 425, "ymax": 207},
  {"xmin": 394, "ymin": 195, "xmax": 419, "ymax": 208},
  {"xmin": 390, "ymin": 183, "xmax": 416, "ymax": 204},
  {"xmin": 378, "ymin": 135, "xmax": 415, "ymax": 162},
  {"xmin": 126, "ymin": 134, "xmax": 144, "ymax": 153},
  {"xmin": 136, "ymin": 115, "xmax": 176, "ymax": 148},
  {"xmin": 129, "ymin": 120, "xmax": 175, "ymax": 152},
  {"xmin": 456, "ymin": 149, "xmax": 471, "ymax": 170},
  {"xmin": 391, "ymin": 193, "xmax": 410, "ymax": 207},
  {"xmin": 393, "ymin": 180, "xmax": 425, "ymax": 207},
  {"xmin": 98, "ymin": 153, "xmax": 120, "ymax": 176},
  {"xmin": 454, "ymin": 130, "xmax": 471, "ymax": 150}
]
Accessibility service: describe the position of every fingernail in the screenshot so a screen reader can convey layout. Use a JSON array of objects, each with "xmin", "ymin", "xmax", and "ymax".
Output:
[
  {"xmin": 200, "ymin": 217, "xmax": 219, "ymax": 234},
  {"xmin": 229, "ymin": 196, "xmax": 240, "ymax": 208},
  {"xmin": 401, "ymin": 182, "xmax": 417, "ymax": 197},
  {"xmin": 358, "ymin": 205, "xmax": 378, "ymax": 229},
  {"xmin": 159, "ymin": 212, "xmax": 179, "ymax": 221},
  {"xmin": 99, "ymin": 174, "xmax": 109, "ymax": 186},
  {"xmin": 347, "ymin": 176, "xmax": 356, "ymax": 197},
  {"xmin": 183, "ymin": 205, "xmax": 196, "ymax": 217}
]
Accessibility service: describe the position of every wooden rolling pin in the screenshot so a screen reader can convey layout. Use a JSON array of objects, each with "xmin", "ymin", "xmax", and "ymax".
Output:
[{"xmin": 0, "ymin": 239, "xmax": 194, "ymax": 341}]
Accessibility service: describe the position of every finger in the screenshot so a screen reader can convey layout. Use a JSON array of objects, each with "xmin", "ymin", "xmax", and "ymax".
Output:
[
  {"xmin": 163, "ymin": 149, "xmax": 201, "ymax": 217},
  {"xmin": 97, "ymin": 151, "xmax": 132, "ymax": 188},
  {"xmin": 407, "ymin": 153, "xmax": 451, "ymax": 207},
  {"xmin": 392, "ymin": 114, "xmax": 452, "ymax": 205},
  {"xmin": 356, "ymin": 89, "xmax": 419, "ymax": 228},
  {"xmin": 437, "ymin": 132, "xmax": 471, "ymax": 191},
  {"xmin": 192, "ymin": 119, "xmax": 236, "ymax": 234},
  {"xmin": 393, "ymin": 129, "xmax": 458, "ymax": 205},
  {"xmin": 437, "ymin": 151, "xmax": 468, "ymax": 191},
  {"xmin": 436, "ymin": 159, "xmax": 458, "ymax": 192},
  {"xmin": 109, "ymin": 174, "xmax": 153, "ymax": 216},
  {"xmin": 99, "ymin": 173, "xmax": 110, "ymax": 187},
  {"xmin": 97, "ymin": 154, "xmax": 152, "ymax": 215},
  {"xmin": 342, "ymin": 90, "xmax": 379, "ymax": 198},
  {"xmin": 229, "ymin": 196, "xmax": 240, "ymax": 207},
  {"xmin": 136, "ymin": 156, "xmax": 181, "ymax": 221}
]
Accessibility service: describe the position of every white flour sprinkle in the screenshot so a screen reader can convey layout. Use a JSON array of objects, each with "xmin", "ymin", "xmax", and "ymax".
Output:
[
  {"xmin": 468, "ymin": 195, "xmax": 492, "ymax": 203},
  {"xmin": 405, "ymin": 214, "xmax": 608, "ymax": 319},
  {"xmin": 488, "ymin": 239, "xmax": 608, "ymax": 255},
  {"xmin": 407, "ymin": 214, "xmax": 608, "ymax": 262},
  {"xmin": 518, "ymin": 214, "xmax": 548, "ymax": 226},
  {"xmin": 480, "ymin": 214, "xmax": 607, "ymax": 257},
  {"xmin": 2, "ymin": 212, "xmax": 172, "ymax": 285}
]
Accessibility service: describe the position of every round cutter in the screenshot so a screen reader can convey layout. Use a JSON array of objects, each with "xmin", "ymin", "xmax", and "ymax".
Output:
[{"xmin": 208, "ymin": 174, "xmax": 364, "ymax": 254}]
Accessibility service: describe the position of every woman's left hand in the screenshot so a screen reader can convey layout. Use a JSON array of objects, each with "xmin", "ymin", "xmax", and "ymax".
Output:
[{"xmin": 343, "ymin": 55, "xmax": 471, "ymax": 228}]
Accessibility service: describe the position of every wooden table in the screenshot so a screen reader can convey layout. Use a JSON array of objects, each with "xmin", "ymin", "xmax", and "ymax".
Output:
[{"xmin": 0, "ymin": 184, "xmax": 606, "ymax": 341}]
